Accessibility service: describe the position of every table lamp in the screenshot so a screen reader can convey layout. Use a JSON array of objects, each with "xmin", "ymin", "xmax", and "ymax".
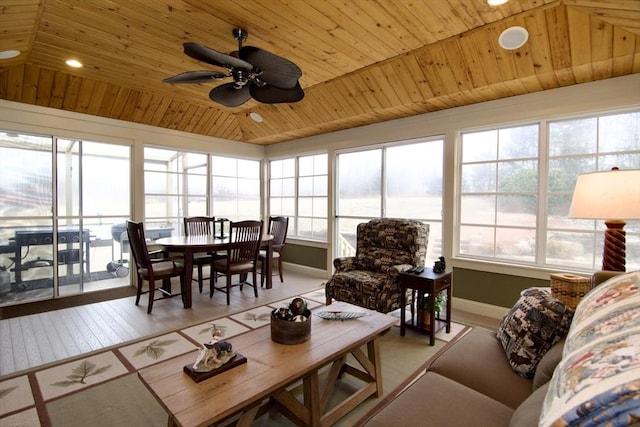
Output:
[{"xmin": 568, "ymin": 168, "xmax": 640, "ymax": 272}]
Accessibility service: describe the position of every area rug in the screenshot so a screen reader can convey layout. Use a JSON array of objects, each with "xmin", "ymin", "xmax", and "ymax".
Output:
[{"xmin": 0, "ymin": 289, "xmax": 469, "ymax": 427}]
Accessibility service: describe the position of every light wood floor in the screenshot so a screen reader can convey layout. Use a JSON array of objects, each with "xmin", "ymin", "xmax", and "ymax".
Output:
[
  {"xmin": 0, "ymin": 269, "xmax": 501, "ymax": 379},
  {"xmin": 0, "ymin": 270, "xmax": 326, "ymax": 378}
]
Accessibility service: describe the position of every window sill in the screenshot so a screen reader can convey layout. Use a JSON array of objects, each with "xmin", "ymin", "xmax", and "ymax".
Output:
[{"xmin": 451, "ymin": 257, "xmax": 593, "ymax": 281}]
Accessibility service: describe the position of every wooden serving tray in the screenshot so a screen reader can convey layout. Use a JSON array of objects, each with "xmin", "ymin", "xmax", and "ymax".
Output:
[{"xmin": 183, "ymin": 353, "xmax": 247, "ymax": 383}]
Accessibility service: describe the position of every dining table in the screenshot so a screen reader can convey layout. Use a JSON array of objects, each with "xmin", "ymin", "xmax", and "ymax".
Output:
[{"xmin": 155, "ymin": 233, "xmax": 274, "ymax": 309}]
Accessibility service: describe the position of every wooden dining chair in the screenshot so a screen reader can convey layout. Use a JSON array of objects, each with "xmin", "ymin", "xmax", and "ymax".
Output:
[
  {"xmin": 183, "ymin": 216, "xmax": 217, "ymax": 293},
  {"xmin": 126, "ymin": 220, "xmax": 185, "ymax": 314},
  {"xmin": 259, "ymin": 216, "xmax": 289, "ymax": 287},
  {"xmin": 211, "ymin": 220, "xmax": 263, "ymax": 305}
]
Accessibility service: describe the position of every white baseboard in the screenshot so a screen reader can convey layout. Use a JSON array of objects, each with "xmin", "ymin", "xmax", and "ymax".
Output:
[{"xmin": 452, "ymin": 297, "xmax": 509, "ymax": 320}]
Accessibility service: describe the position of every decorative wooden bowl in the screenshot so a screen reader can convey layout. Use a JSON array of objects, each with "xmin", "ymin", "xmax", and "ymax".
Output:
[{"xmin": 270, "ymin": 316, "xmax": 311, "ymax": 344}]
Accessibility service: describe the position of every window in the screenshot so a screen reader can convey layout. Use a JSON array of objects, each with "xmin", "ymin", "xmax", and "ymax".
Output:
[
  {"xmin": 143, "ymin": 150, "xmax": 261, "ymax": 234},
  {"xmin": 269, "ymin": 154, "xmax": 328, "ymax": 240},
  {"xmin": 458, "ymin": 125, "xmax": 539, "ymax": 262},
  {"xmin": 211, "ymin": 155, "xmax": 260, "ymax": 221},
  {"xmin": 546, "ymin": 112, "xmax": 640, "ymax": 270},
  {"xmin": 335, "ymin": 139, "xmax": 444, "ymax": 261},
  {"xmin": 144, "ymin": 147, "xmax": 208, "ymax": 234},
  {"xmin": 458, "ymin": 111, "xmax": 640, "ymax": 272}
]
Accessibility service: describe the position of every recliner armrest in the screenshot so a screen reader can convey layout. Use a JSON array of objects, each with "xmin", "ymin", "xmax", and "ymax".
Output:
[
  {"xmin": 387, "ymin": 264, "xmax": 404, "ymax": 281},
  {"xmin": 334, "ymin": 256, "xmax": 357, "ymax": 272},
  {"xmin": 387, "ymin": 264, "xmax": 412, "ymax": 279},
  {"xmin": 392, "ymin": 264, "xmax": 414, "ymax": 273}
]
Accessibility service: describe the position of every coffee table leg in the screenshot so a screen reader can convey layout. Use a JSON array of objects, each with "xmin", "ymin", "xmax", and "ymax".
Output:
[
  {"xmin": 304, "ymin": 371, "xmax": 321, "ymax": 426},
  {"xmin": 368, "ymin": 338, "xmax": 383, "ymax": 397},
  {"xmin": 236, "ymin": 403, "xmax": 261, "ymax": 427}
]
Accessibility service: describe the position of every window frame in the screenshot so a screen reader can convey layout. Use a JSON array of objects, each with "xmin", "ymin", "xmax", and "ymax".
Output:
[
  {"xmin": 455, "ymin": 109, "xmax": 640, "ymax": 273},
  {"xmin": 143, "ymin": 148, "xmax": 262, "ymax": 235},
  {"xmin": 210, "ymin": 154, "xmax": 261, "ymax": 222},
  {"xmin": 334, "ymin": 137, "xmax": 445, "ymax": 261},
  {"xmin": 268, "ymin": 152, "xmax": 328, "ymax": 242}
]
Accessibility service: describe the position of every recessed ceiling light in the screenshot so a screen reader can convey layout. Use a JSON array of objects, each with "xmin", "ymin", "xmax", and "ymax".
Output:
[
  {"xmin": 0, "ymin": 50, "xmax": 21, "ymax": 59},
  {"xmin": 66, "ymin": 59, "xmax": 83, "ymax": 68},
  {"xmin": 499, "ymin": 26, "xmax": 529, "ymax": 50},
  {"xmin": 249, "ymin": 112, "xmax": 263, "ymax": 123},
  {"xmin": 488, "ymin": 0, "xmax": 509, "ymax": 5}
]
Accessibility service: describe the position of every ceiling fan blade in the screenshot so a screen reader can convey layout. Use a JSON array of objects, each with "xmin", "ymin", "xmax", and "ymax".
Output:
[
  {"xmin": 249, "ymin": 82, "xmax": 304, "ymax": 104},
  {"xmin": 184, "ymin": 42, "xmax": 252, "ymax": 71},
  {"xmin": 240, "ymin": 46, "xmax": 302, "ymax": 89},
  {"xmin": 209, "ymin": 83, "xmax": 252, "ymax": 107},
  {"xmin": 163, "ymin": 70, "xmax": 228, "ymax": 84}
]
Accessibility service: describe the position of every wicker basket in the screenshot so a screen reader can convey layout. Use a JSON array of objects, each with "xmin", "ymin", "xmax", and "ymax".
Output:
[{"xmin": 550, "ymin": 273, "xmax": 591, "ymax": 309}]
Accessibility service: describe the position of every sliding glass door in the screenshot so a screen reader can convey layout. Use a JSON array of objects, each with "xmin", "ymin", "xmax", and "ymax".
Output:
[{"xmin": 0, "ymin": 132, "xmax": 131, "ymax": 307}]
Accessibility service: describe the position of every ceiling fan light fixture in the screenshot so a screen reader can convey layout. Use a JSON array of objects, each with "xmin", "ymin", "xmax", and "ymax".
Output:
[
  {"xmin": 488, "ymin": 0, "xmax": 509, "ymax": 6},
  {"xmin": 0, "ymin": 50, "xmax": 21, "ymax": 59},
  {"xmin": 499, "ymin": 26, "xmax": 529, "ymax": 50},
  {"xmin": 249, "ymin": 112, "xmax": 263, "ymax": 123}
]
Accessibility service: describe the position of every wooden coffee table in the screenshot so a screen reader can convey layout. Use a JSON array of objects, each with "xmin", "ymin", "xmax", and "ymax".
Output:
[{"xmin": 138, "ymin": 302, "xmax": 396, "ymax": 427}]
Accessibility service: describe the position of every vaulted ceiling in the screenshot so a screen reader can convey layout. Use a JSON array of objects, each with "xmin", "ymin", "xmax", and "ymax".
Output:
[{"xmin": 1, "ymin": 0, "xmax": 638, "ymax": 145}]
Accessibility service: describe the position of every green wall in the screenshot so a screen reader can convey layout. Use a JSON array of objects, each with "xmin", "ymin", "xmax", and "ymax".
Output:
[
  {"xmin": 282, "ymin": 243, "xmax": 327, "ymax": 270},
  {"xmin": 448, "ymin": 268, "xmax": 549, "ymax": 308}
]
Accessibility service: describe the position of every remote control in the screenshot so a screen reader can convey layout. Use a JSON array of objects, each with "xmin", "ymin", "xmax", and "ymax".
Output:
[{"xmin": 414, "ymin": 267, "xmax": 424, "ymax": 273}]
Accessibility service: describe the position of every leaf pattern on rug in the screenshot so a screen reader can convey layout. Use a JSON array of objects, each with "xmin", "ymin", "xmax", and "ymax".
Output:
[
  {"xmin": 198, "ymin": 324, "xmax": 227, "ymax": 337},
  {"xmin": 244, "ymin": 312, "xmax": 271, "ymax": 322},
  {"xmin": 0, "ymin": 385, "xmax": 18, "ymax": 399},
  {"xmin": 133, "ymin": 339, "xmax": 178, "ymax": 360},
  {"xmin": 51, "ymin": 361, "xmax": 112, "ymax": 387}
]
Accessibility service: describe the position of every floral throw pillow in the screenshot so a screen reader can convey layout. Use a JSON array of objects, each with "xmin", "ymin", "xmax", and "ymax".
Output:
[{"xmin": 496, "ymin": 288, "xmax": 574, "ymax": 378}]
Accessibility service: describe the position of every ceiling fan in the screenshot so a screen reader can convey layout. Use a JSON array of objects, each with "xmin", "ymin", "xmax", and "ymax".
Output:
[{"xmin": 163, "ymin": 28, "xmax": 304, "ymax": 108}]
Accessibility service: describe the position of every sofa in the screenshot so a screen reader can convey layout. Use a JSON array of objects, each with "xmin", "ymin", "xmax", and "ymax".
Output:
[
  {"xmin": 361, "ymin": 270, "xmax": 640, "ymax": 426},
  {"xmin": 325, "ymin": 218, "xmax": 429, "ymax": 313}
]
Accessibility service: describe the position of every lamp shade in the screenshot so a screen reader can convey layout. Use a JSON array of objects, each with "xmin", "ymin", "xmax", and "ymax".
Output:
[{"xmin": 568, "ymin": 169, "xmax": 640, "ymax": 220}]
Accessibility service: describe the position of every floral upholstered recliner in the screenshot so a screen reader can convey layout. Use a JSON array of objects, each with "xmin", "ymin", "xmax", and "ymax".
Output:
[{"xmin": 325, "ymin": 218, "xmax": 429, "ymax": 313}]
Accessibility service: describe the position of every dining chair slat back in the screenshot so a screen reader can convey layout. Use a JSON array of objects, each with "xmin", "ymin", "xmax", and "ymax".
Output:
[
  {"xmin": 184, "ymin": 216, "xmax": 214, "ymax": 237},
  {"xmin": 183, "ymin": 216, "xmax": 217, "ymax": 293},
  {"xmin": 212, "ymin": 220, "xmax": 263, "ymax": 305},
  {"xmin": 260, "ymin": 216, "xmax": 289, "ymax": 286},
  {"xmin": 126, "ymin": 220, "xmax": 185, "ymax": 314}
]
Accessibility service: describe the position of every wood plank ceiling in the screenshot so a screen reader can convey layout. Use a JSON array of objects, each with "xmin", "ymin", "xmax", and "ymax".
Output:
[{"xmin": 0, "ymin": 0, "xmax": 638, "ymax": 145}]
